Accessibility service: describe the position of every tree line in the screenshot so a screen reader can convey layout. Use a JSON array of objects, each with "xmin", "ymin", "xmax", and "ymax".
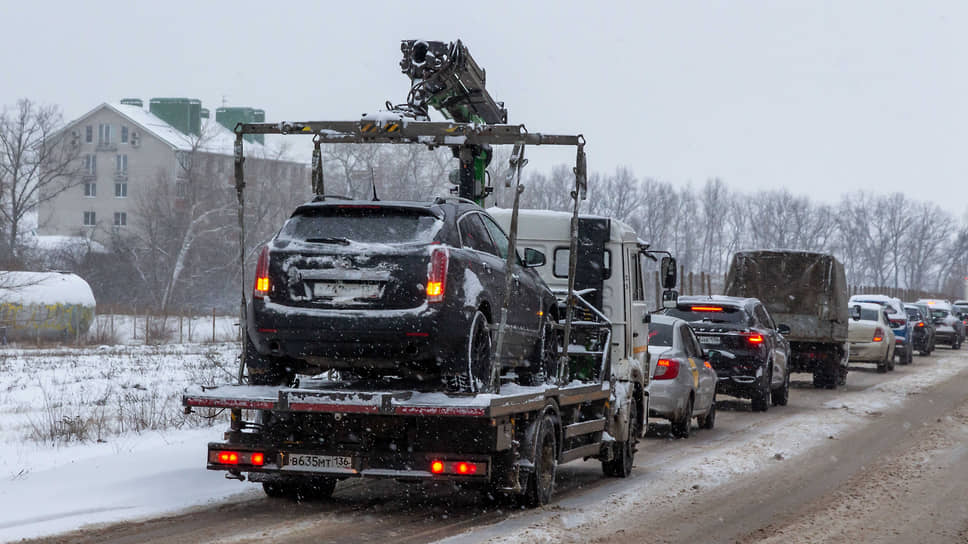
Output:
[{"xmin": 2, "ymin": 99, "xmax": 967, "ymax": 311}]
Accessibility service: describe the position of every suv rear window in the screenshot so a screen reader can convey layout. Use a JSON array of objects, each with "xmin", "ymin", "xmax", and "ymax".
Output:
[
  {"xmin": 278, "ymin": 207, "xmax": 441, "ymax": 244},
  {"xmin": 666, "ymin": 305, "xmax": 748, "ymax": 325}
]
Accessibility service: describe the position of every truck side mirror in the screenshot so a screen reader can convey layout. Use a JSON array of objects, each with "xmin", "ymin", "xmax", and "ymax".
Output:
[
  {"xmin": 849, "ymin": 304, "xmax": 862, "ymax": 321},
  {"xmin": 777, "ymin": 323, "xmax": 791, "ymax": 335},
  {"xmin": 662, "ymin": 289, "xmax": 679, "ymax": 309},
  {"xmin": 523, "ymin": 248, "xmax": 546, "ymax": 268},
  {"xmin": 661, "ymin": 256, "xmax": 677, "ymax": 289}
]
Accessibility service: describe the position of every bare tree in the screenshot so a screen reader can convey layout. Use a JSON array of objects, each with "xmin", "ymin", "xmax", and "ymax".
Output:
[{"xmin": 0, "ymin": 99, "xmax": 82, "ymax": 268}]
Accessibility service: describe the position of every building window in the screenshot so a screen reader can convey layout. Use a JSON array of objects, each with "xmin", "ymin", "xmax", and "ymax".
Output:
[
  {"xmin": 84, "ymin": 154, "xmax": 96, "ymax": 175},
  {"xmin": 84, "ymin": 182, "xmax": 96, "ymax": 197},
  {"xmin": 121, "ymin": 126, "xmax": 128, "ymax": 144},
  {"xmin": 83, "ymin": 211, "xmax": 96, "ymax": 226},
  {"xmin": 113, "ymin": 212, "xmax": 127, "ymax": 226},
  {"xmin": 115, "ymin": 182, "xmax": 127, "ymax": 198},
  {"xmin": 85, "ymin": 125, "xmax": 93, "ymax": 143},
  {"xmin": 175, "ymin": 180, "xmax": 188, "ymax": 198},
  {"xmin": 115, "ymin": 154, "xmax": 127, "ymax": 173},
  {"xmin": 98, "ymin": 123, "xmax": 112, "ymax": 145}
]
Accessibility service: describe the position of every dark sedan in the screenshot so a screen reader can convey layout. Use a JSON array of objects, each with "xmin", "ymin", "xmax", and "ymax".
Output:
[
  {"xmin": 663, "ymin": 295, "xmax": 792, "ymax": 412},
  {"xmin": 245, "ymin": 198, "xmax": 557, "ymax": 392}
]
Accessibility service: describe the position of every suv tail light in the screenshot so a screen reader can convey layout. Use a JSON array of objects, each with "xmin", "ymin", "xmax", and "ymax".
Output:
[
  {"xmin": 873, "ymin": 327, "xmax": 884, "ymax": 342},
  {"xmin": 744, "ymin": 332, "xmax": 764, "ymax": 344},
  {"xmin": 253, "ymin": 246, "xmax": 269, "ymax": 299},
  {"xmin": 426, "ymin": 247, "xmax": 448, "ymax": 303},
  {"xmin": 654, "ymin": 358, "xmax": 680, "ymax": 380}
]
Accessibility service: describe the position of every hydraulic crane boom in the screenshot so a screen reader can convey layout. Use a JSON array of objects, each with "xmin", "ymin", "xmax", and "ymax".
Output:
[{"xmin": 398, "ymin": 40, "xmax": 507, "ymax": 204}]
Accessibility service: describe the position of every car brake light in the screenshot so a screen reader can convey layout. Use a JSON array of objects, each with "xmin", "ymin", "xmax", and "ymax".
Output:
[
  {"xmin": 218, "ymin": 451, "xmax": 239, "ymax": 465},
  {"xmin": 873, "ymin": 327, "xmax": 884, "ymax": 342},
  {"xmin": 690, "ymin": 306, "xmax": 723, "ymax": 312},
  {"xmin": 746, "ymin": 333, "xmax": 764, "ymax": 344},
  {"xmin": 430, "ymin": 460, "xmax": 445, "ymax": 474},
  {"xmin": 253, "ymin": 246, "xmax": 270, "ymax": 299},
  {"xmin": 654, "ymin": 358, "xmax": 680, "ymax": 380},
  {"xmin": 427, "ymin": 247, "xmax": 448, "ymax": 302},
  {"xmin": 917, "ymin": 322, "xmax": 924, "ymax": 328}
]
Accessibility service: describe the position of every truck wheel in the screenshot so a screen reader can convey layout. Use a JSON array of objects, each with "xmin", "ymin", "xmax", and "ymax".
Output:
[
  {"xmin": 523, "ymin": 414, "xmax": 558, "ymax": 507},
  {"xmin": 460, "ymin": 311, "xmax": 495, "ymax": 393},
  {"xmin": 602, "ymin": 399, "xmax": 637, "ymax": 477},
  {"xmin": 671, "ymin": 396, "xmax": 693, "ymax": 438},
  {"xmin": 245, "ymin": 333, "xmax": 293, "ymax": 386},
  {"xmin": 520, "ymin": 313, "xmax": 558, "ymax": 387},
  {"xmin": 772, "ymin": 370, "xmax": 790, "ymax": 406},
  {"xmin": 699, "ymin": 391, "xmax": 717, "ymax": 430}
]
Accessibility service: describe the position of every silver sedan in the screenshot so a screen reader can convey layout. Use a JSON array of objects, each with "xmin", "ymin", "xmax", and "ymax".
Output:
[{"xmin": 646, "ymin": 315, "xmax": 718, "ymax": 438}]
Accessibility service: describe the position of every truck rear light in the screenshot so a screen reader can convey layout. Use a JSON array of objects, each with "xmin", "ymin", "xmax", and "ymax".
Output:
[
  {"xmin": 654, "ymin": 358, "xmax": 680, "ymax": 380},
  {"xmin": 873, "ymin": 327, "xmax": 884, "ymax": 342},
  {"xmin": 254, "ymin": 246, "xmax": 270, "ymax": 299},
  {"xmin": 917, "ymin": 322, "xmax": 924, "ymax": 328},
  {"xmin": 211, "ymin": 450, "xmax": 266, "ymax": 466},
  {"xmin": 690, "ymin": 306, "xmax": 723, "ymax": 312},
  {"xmin": 426, "ymin": 247, "xmax": 448, "ymax": 302},
  {"xmin": 429, "ymin": 459, "xmax": 484, "ymax": 475}
]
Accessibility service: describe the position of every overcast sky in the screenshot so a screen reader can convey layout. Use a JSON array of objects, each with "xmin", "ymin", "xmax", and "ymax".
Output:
[{"xmin": 3, "ymin": 1, "xmax": 965, "ymax": 214}]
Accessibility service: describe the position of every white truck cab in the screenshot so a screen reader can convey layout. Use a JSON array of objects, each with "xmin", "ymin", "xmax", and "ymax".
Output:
[{"xmin": 490, "ymin": 208, "xmax": 672, "ymax": 437}]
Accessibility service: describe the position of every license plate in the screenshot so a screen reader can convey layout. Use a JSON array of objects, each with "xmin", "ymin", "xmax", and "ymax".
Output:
[
  {"xmin": 282, "ymin": 453, "xmax": 354, "ymax": 472},
  {"xmin": 698, "ymin": 336, "xmax": 721, "ymax": 345},
  {"xmin": 313, "ymin": 282, "xmax": 381, "ymax": 300}
]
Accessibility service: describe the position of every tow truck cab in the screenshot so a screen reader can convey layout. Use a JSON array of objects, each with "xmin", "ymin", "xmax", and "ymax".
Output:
[{"xmin": 490, "ymin": 208, "xmax": 661, "ymax": 433}]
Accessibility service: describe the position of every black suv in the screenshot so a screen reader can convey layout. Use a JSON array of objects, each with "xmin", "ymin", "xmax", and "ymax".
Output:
[
  {"xmin": 663, "ymin": 295, "xmax": 792, "ymax": 412},
  {"xmin": 904, "ymin": 304, "xmax": 935, "ymax": 356},
  {"xmin": 245, "ymin": 198, "xmax": 557, "ymax": 392}
]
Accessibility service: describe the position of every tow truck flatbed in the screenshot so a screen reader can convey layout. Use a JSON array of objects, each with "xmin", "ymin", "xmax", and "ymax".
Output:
[{"xmin": 183, "ymin": 380, "xmax": 609, "ymax": 418}]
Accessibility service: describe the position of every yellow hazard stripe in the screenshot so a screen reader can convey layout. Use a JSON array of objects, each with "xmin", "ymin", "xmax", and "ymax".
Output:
[{"xmin": 633, "ymin": 346, "xmax": 648, "ymax": 354}]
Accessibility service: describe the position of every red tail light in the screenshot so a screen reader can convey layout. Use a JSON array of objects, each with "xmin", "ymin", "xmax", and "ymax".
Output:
[
  {"xmin": 917, "ymin": 322, "xmax": 925, "ymax": 328},
  {"xmin": 690, "ymin": 306, "xmax": 724, "ymax": 312},
  {"xmin": 426, "ymin": 247, "xmax": 448, "ymax": 302},
  {"xmin": 253, "ymin": 246, "xmax": 270, "ymax": 299},
  {"xmin": 745, "ymin": 333, "xmax": 764, "ymax": 344},
  {"xmin": 873, "ymin": 327, "xmax": 884, "ymax": 342},
  {"xmin": 212, "ymin": 450, "xmax": 266, "ymax": 466},
  {"xmin": 429, "ymin": 459, "xmax": 482, "ymax": 475},
  {"xmin": 218, "ymin": 451, "xmax": 239, "ymax": 465},
  {"xmin": 250, "ymin": 452, "xmax": 265, "ymax": 466},
  {"xmin": 654, "ymin": 358, "xmax": 680, "ymax": 380}
]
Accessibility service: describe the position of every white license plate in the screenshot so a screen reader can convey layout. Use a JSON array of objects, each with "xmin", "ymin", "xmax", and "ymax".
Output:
[
  {"xmin": 282, "ymin": 453, "xmax": 354, "ymax": 472},
  {"xmin": 313, "ymin": 282, "xmax": 381, "ymax": 300},
  {"xmin": 698, "ymin": 336, "xmax": 721, "ymax": 345}
]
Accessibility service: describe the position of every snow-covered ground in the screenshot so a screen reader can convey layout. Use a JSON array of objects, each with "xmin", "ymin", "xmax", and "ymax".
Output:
[{"xmin": 0, "ymin": 347, "xmax": 964, "ymax": 543}]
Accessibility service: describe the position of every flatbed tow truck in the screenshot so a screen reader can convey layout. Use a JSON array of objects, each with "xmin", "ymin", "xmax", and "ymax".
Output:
[{"xmin": 182, "ymin": 40, "xmax": 656, "ymax": 505}]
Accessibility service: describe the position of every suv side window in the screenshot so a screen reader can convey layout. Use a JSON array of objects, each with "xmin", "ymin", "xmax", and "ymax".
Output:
[
  {"xmin": 753, "ymin": 304, "xmax": 774, "ymax": 329},
  {"xmin": 459, "ymin": 213, "xmax": 498, "ymax": 255},
  {"xmin": 480, "ymin": 215, "xmax": 510, "ymax": 259}
]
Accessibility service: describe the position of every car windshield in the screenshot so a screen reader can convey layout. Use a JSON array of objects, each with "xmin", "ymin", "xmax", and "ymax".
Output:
[
  {"xmin": 649, "ymin": 322, "xmax": 674, "ymax": 347},
  {"xmin": 666, "ymin": 305, "xmax": 747, "ymax": 324},
  {"xmin": 278, "ymin": 207, "xmax": 441, "ymax": 245}
]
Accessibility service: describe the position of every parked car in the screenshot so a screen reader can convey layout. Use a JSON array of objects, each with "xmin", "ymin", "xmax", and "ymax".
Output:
[
  {"xmin": 904, "ymin": 303, "xmax": 935, "ymax": 356},
  {"xmin": 848, "ymin": 302, "xmax": 896, "ymax": 372},
  {"xmin": 662, "ymin": 295, "xmax": 791, "ymax": 411},
  {"xmin": 646, "ymin": 315, "xmax": 718, "ymax": 437},
  {"xmin": 849, "ymin": 295, "xmax": 913, "ymax": 364},
  {"xmin": 916, "ymin": 299, "xmax": 964, "ymax": 349},
  {"xmin": 244, "ymin": 198, "xmax": 558, "ymax": 391},
  {"xmin": 952, "ymin": 300, "xmax": 968, "ymax": 335}
]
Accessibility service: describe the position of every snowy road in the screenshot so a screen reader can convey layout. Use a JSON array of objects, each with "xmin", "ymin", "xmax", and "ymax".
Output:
[{"xmin": 10, "ymin": 350, "xmax": 968, "ymax": 544}]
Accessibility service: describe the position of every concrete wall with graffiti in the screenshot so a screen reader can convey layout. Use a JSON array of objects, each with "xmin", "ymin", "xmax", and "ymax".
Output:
[{"xmin": 0, "ymin": 272, "xmax": 96, "ymax": 343}]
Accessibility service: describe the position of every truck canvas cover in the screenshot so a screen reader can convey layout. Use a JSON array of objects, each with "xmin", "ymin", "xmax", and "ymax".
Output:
[{"xmin": 724, "ymin": 250, "xmax": 848, "ymax": 343}]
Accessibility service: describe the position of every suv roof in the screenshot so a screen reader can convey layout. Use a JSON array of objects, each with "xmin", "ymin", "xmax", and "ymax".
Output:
[{"xmin": 676, "ymin": 294, "xmax": 759, "ymax": 309}]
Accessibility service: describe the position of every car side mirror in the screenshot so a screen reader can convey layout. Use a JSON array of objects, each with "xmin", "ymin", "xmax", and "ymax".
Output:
[
  {"xmin": 705, "ymin": 348, "xmax": 722, "ymax": 365},
  {"xmin": 777, "ymin": 323, "xmax": 791, "ymax": 335},
  {"xmin": 849, "ymin": 304, "xmax": 862, "ymax": 321},
  {"xmin": 523, "ymin": 248, "xmax": 546, "ymax": 268},
  {"xmin": 662, "ymin": 289, "xmax": 679, "ymax": 309},
  {"xmin": 660, "ymin": 256, "xmax": 677, "ymax": 289}
]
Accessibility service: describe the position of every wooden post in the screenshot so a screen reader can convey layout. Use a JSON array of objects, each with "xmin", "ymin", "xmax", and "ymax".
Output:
[
  {"xmin": 133, "ymin": 310, "xmax": 137, "ymax": 340},
  {"xmin": 212, "ymin": 308, "xmax": 216, "ymax": 343},
  {"xmin": 179, "ymin": 314, "xmax": 183, "ymax": 344},
  {"xmin": 145, "ymin": 312, "xmax": 149, "ymax": 345},
  {"xmin": 654, "ymin": 271, "xmax": 660, "ymax": 307},
  {"xmin": 707, "ymin": 273, "xmax": 712, "ymax": 295},
  {"xmin": 689, "ymin": 272, "xmax": 694, "ymax": 296}
]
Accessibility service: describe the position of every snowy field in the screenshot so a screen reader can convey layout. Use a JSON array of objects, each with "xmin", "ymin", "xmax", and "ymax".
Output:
[{"xmin": 0, "ymin": 346, "xmax": 965, "ymax": 542}]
